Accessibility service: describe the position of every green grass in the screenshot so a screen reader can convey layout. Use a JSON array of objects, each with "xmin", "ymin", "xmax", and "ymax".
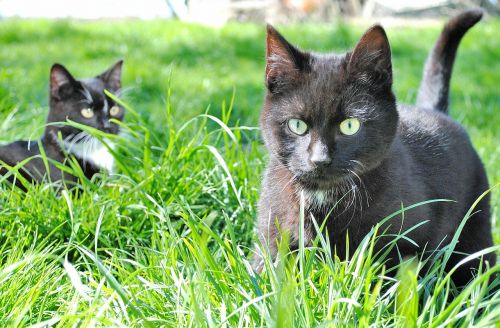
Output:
[{"xmin": 0, "ymin": 18, "xmax": 499, "ymax": 326}]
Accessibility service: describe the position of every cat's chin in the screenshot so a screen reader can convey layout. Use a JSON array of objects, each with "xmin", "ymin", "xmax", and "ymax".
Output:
[{"xmin": 295, "ymin": 171, "xmax": 351, "ymax": 190}]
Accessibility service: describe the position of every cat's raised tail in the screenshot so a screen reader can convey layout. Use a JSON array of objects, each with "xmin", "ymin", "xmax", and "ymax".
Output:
[{"xmin": 416, "ymin": 9, "xmax": 483, "ymax": 114}]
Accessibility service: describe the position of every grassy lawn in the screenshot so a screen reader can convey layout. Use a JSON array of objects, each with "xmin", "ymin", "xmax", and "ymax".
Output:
[{"xmin": 0, "ymin": 18, "xmax": 498, "ymax": 326}]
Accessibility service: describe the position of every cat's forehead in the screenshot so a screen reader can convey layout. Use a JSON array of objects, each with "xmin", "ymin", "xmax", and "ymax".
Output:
[
  {"xmin": 308, "ymin": 53, "xmax": 349, "ymax": 90},
  {"xmin": 310, "ymin": 53, "xmax": 346, "ymax": 71},
  {"xmin": 287, "ymin": 53, "xmax": 349, "ymax": 118},
  {"xmin": 267, "ymin": 51, "xmax": 376, "ymax": 123},
  {"xmin": 79, "ymin": 78, "xmax": 107, "ymax": 104}
]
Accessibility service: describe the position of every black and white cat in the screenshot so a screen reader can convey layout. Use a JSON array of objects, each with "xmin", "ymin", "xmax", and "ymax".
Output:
[
  {"xmin": 0, "ymin": 60, "xmax": 124, "ymax": 188},
  {"xmin": 254, "ymin": 10, "xmax": 495, "ymax": 286}
]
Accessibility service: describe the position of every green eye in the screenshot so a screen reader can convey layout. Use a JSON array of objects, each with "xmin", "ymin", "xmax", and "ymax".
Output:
[
  {"xmin": 109, "ymin": 105, "xmax": 120, "ymax": 116},
  {"xmin": 80, "ymin": 108, "xmax": 94, "ymax": 119},
  {"xmin": 288, "ymin": 119, "xmax": 308, "ymax": 135},
  {"xmin": 339, "ymin": 118, "xmax": 360, "ymax": 135}
]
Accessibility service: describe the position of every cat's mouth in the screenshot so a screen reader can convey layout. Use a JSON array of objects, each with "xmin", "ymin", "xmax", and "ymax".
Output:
[{"xmin": 295, "ymin": 168, "xmax": 352, "ymax": 189}]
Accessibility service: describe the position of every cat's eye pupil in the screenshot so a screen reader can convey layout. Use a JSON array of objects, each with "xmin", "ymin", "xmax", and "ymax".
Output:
[{"xmin": 339, "ymin": 118, "xmax": 360, "ymax": 136}]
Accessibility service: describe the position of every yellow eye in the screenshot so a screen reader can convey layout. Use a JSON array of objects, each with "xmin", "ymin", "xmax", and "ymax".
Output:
[
  {"xmin": 339, "ymin": 118, "xmax": 360, "ymax": 135},
  {"xmin": 80, "ymin": 108, "xmax": 94, "ymax": 119},
  {"xmin": 109, "ymin": 105, "xmax": 120, "ymax": 116},
  {"xmin": 288, "ymin": 119, "xmax": 308, "ymax": 135}
]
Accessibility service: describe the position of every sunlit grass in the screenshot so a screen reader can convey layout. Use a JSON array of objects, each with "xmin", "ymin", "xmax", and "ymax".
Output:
[{"xmin": 0, "ymin": 19, "xmax": 498, "ymax": 325}]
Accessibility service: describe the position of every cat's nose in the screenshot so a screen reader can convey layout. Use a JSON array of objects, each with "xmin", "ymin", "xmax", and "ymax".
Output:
[
  {"xmin": 102, "ymin": 120, "xmax": 113, "ymax": 133},
  {"xmin": 309, "ymin": 141, "xmax": 332, "ymax": 167},
  {"xmin": 310, "ymin": 156, "xmax": 332, "ymax": 168}
]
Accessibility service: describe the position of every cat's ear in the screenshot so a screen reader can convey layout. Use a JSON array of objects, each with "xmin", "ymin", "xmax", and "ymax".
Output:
[
  {"xmin": 97, "ymin": 59, "xmax": 123, "ymax": 92},
  {"xmin": 348, "ymin": 25, "xmax": 392, "ymax": 85},
  {"xmin": 266, "ymin": 25, "xmax": 308, "ymax": 93},
  {"xmin": 50, "ymin": 64, "xmax": 77, "ymax": 99}
]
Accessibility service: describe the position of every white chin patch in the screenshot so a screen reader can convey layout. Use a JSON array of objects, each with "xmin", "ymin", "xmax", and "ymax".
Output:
[
  {"xmin": 63, "ymin": 137, "xmax": 115, "ymax": 173},
  {"xmin": 302, "ymin": 189, "xmax": 328, "ymax": 208}
]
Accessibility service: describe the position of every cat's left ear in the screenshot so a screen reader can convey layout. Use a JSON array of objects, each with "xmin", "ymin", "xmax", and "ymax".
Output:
[
  {"xmin": 97, "ymin": 59, "xmax": 123, "ymax": 92},
  {"xmin": 348, "ymin": 25, "xmax": 392, "ymax": 85},
  {"xmin": 50, "ymin": 64, "xmax": 79, "ymax": 100},
  {"xmin": 266, "ymin": 25, "xmax": 309, "ymax": 93}
]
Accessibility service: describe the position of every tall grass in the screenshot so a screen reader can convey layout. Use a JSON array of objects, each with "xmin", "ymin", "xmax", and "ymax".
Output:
[{"xmin": 0, "ymin": 93, "xmax": 498, "ymax": 326}]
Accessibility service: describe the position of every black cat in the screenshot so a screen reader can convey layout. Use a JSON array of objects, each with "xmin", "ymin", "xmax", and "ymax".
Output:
[
  {"xmin": 254, "ymin": 9, "xmax": 495, "ymax": 287},
  {"xmin": 0, "ymin": 60, "xmax": 124, "ymax": 189}
]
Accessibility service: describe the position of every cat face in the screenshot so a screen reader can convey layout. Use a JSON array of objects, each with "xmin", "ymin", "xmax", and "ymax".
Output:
[
  {"xmin": 261, "ymin": 26, "xmax": 398, "ymax": 190},
  {"xmin": 47, "ymin": 60, "xmax": 124, "ymax": 141}
]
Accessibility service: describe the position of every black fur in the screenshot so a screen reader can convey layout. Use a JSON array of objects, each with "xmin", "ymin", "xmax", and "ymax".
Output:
[
  {"xmin": 255, "ymin": 10, "xmax": 494, "ymax": 287},
  {"xmin": 0, "ymin": 60, "xmax": 124, "ymax": 189}
]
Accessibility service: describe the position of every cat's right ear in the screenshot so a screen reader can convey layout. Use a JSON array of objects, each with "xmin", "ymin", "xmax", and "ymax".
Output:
[
  {"xmin": 50, "ymin": 64, "xmax": 77, "ymax": 100},
  {"xmin": 266, "ymin": 25, "xmax": 308, "ymax": 93},
  {"xmin": 97, "ymin": 59, "xmax": 123, "ymax": 92},
  {"xmin": 347, "ymin": 25, "xmax": 392, "ymax": 86}
]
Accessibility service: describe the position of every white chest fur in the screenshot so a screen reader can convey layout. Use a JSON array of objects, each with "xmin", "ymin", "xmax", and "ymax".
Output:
[
  {"xmin": 302, "ymin": 189, "xmax": 328, "ymax": 209},
  {"xmin": 63, "ymin": 138, "xmax": 115, "ymax": 172}
]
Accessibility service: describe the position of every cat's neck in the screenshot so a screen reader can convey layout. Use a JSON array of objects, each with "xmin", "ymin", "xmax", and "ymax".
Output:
[
  {"xmin": 43, "ymin": 129, "xmax": 114, "ymax": 173},
  {"xmin": 63, "ymin": 139, "xmax": 114, "ymax": 173}
]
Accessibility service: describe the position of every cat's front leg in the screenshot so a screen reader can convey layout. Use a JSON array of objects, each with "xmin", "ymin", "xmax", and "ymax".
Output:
[{"xmin": 252, "ymin": 200, "xmax": 313, "ymax": 272}]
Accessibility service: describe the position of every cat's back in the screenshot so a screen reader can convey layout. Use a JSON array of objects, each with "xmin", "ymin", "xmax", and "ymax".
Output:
[
  {"xmin": 0, "ymin": 140, "xmax": 40, "ymax": 165},
  {"xmin": 397, "ymin": 105, "xmax": 473, "ymax": 157},
  {"xmin": 395, "ymin": 104, "xmax": 487, "ymax": 199}
]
